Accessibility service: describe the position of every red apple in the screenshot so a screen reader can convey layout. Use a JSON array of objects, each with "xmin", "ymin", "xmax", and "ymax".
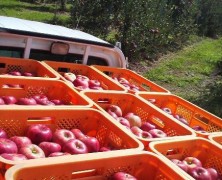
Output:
[
  {"xmin": 140, "ymin": 122, "xmax": 156, "ymax": 132},
  {"xmin": 116, "ymin": 117, "xmax": 131, "ymax": 128},
  {"xmin": 17, "ymin": 97, "xmax": 37, "ymax": 105},
  {"xmin": 33, "ymin": 95, "xmax": 48, "ymax": 102},
  {"xmin": 0, "ymin": 97, "xmax": 5, "ymax": 105},
  {"xmin": 207, "ymin": 168, "xmax": 219, "ymax": 180},
  {"xmin": 0, "ymin": 129, "xmax": 7, "ymax": 138},
  {"xmin": 161, "ymin": 107, "xmax": 172, "ymax": 115},
  {"xmin": 124, "ymin": 113, "xmax": 142, "ymax": 127},
  {"xmin": 64, "ymin": 72, "xmax": 76, "ymax": 82},
  {"xmin": 99, "ymin": 146, "xmax": 112, "ymax": 152},
  {"xmin": 118, "ymin": 77, "xmax": 129, "ymax": 85},
  {"xmin": 171, "ymin": 159, "xmax": 188, "ymax": 172},
  {"xmin": 73, "ymin": 75, "xmax": 89, "ymax": 88},
  {"xmin": 88, "ymin": 79, "xmax": 101, "ymax": 88},
  {"xmin": 183, "ymin": 157, "xmax": 202, "ymax": 171},
  {"xmin": 23, "ymin": 72, "xmax": 35, "ymax": 77},
  {"xmin": 26, "ymin": 124, "xmax": 53, "ymax": 144},
  {"xmin": 10, "ymin": 136, "xmax": 32, "ymax": 149},
  {"xmin": 106, "ymin": 104, "xmax": 122, "ymax": 117},
  {"xmin": 130, "ymin": 84, "xmax": 140, "ymax": 92},
  {"xmin": 39, "ymin": 142, "xmax": 61, "ymax": 157},
  {"xmin": 130, "ymin": 126, "xmax": 153, "ymax": 139},
  {"xmin": 2, "ymin": 96, "xmax": 17, "ymax": 104},
  {"xmin": 120, "ymin": 83, "xmax": 131, "ymax": 90},
  {"xmin": 111, "ymin": 172, "xmax": 137, "ymax": 180},
  {"xmin": 192, "ymin": 125, "xmax": 205, "ymax": 131},
  {"xmin": 89, "ymin": 86, "xmax": 103, "ymax": 90},
  {"xmin": 148, "ymin": 129, "xmax": 167, "ymax": 138},
  {"xmin": 79, "ymin": 136, "xmax": 100, "ymax": 153},
  {"xmin": 0, "ymin": 153, "xmax": 27, "ymax": 161},
  {"xmin": 70, "ymin": 128, "xmax": 86, "ymax": 139},
  {"xmin": 19, "ymin": 144, "xmax": 45, "ymax": 159},
  {"xmin": 50, "ymin": 99, "xmax": 65, "ymax": 105},
  {"xmin": 48, "ymin": 152, "xmax": 71, "ymax": 157},
  {"xmin": 0, "ymin": 138, "xmax": 18, "ymax": 154},
  {"xmin": 62, "ymin": 139, "xmax": 88, "ymax": 155},
  {"xmin": 188, "ymin": 167, "xmax": 212, "ymax": 180},
  {"xmin": 9, "ymin": 71, "xmax": 22, "ymax": 76},
  {"xmin": 52, "ymin": 129, "xmax": 75, "ymax": 146}
]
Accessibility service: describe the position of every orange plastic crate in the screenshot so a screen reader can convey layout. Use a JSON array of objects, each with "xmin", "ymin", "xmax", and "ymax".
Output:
[
  {"xmin": 92, "ymin": 65, "xmax": 170, "ymax": 93},
  {"xmin": 81, "ymin": 91, "xmax": 195, "ymax": 149},
  {"xmin": 149, "ymin": 137, "xmax": 222, "ymax": 180},
  {"xmin": 0, "ymin": 108, "xmax": 143, "ymax": 179},
  {"xmin": 0, "ymin": 57, "xmax": 59, "ymax": 79},
  {"xmin": 42, "ymin": 61, "xmax": 126, "ymax": 91},
  {"xmin": 209, "ymin": 133, "xmax": 222, "ymax": 148},
  {"xmin": 136, "ymin": 92, "xmax": 222, "ymax": 137},
  {"xmin": 0, "ymin": 77, "xmax": 93, "ymax": 108},
  {"xmin": 5, "ymin": 151, "xmax": 188, "ymax": 180}
]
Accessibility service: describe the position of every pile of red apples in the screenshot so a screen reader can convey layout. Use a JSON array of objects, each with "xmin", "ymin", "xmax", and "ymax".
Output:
[
  {"xmin": 171, "ymin": 157, "xmax": 221, "ymax": 180},
  {"xmin": 0, "ymin": 94, "xmax": 67, "ymax": 106},
  {"xmin": 112, "ymin": 76, "xmax": 140, "ymax": 92},
  {"xmin": 63, "ymin": 72, "xmax": 103, "ymax": 90},
  {"xmin": 148, "ymin": 99, "xmax": 207, "ymax": 133},
  {"xmin": 1, "ymin": 71, "xmax": 36, "ymax": 77},
  {"xmin": 0, "ymin": 124, "xmax": 112, "ymax": 161},
  {"xmin": 106, "ymin": 104, "xmax": 167, "ymax": 139}
]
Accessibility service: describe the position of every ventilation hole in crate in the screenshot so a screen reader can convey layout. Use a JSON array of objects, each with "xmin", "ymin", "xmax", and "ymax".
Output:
[
  {"xmin": 0, "ymin": 119, "xmax": 25, "ymax": 137},
  {"xmin": 206, "ymin": 122, "xmax": 222, "ymax": 133},
  {"xmin": 108, "ymin": 131, "xmax": 122, "ymax": 148},
  {"xmin": 56, "ymin": 118, "xmax": 81, "ymax": 130},
  {"xmin": 176, "ymin": 105, "xmax": 193, "ymax": 123},
  {"xmin": 155, "ymin": 172, "xmax": 168, "ymax": 180},
  {"xmin": 96, "ymin": 124, "xmax": 108, "ymax": 146},
  {"xmin": 204, "ymin": 156, "xmax": 222, "ymax": 175},
  {"xmin": 71, "ymin": 69, "xmax": 81, "ymax": 75},
  {"xmin": 165, "ymin": 128, "xmax": 178, "ymax": 137},
  {"xmin": 7, "ymin": 65, "xmax": 22, "ymax": 73},
  {"xmin": 135, "ymin": 107, "xmax": 149, "ymax": 122},
  {"xmin": 27, "ymin": 86, "xmax": 49, "ymax": 98}
]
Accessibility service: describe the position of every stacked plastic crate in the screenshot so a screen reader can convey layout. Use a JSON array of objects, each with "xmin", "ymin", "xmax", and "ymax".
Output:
[{"xmin": 1, "ymin": 58, "xmax": 221, "ymax": 180}]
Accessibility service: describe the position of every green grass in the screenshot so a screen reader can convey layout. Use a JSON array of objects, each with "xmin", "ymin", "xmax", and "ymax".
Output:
[
  {"xmin": 0, "ymin": 0, "xmax": 70, "ymax": 24},
  {"xmin": 144, "ymin": 37, "xmax": 222, "ymax": 117}
]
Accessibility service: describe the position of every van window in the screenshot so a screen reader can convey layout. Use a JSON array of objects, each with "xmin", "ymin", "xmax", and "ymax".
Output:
[
  {"xmin": 0, "ymin": 47, "xmax": 23, "ymax": 58},
  {"xmin": 87, "ymin": 56, "xmax": 108, "ymax": 66},
  {"xmin": 29, "ymin": 49, "xmax": 83, "ymax": 63}
]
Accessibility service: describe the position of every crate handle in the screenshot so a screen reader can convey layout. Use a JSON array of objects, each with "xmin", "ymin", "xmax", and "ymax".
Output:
[
  {"xmin": 150, "ymin": 115, "xmax": 165, "ymax": 128},
  {"xmin": 193, "ymin": 113, "xmax": 209, "ymax": 124},
  {"xmin": 27, "ymin": 117, "xmax": 53, "ymax": 124},
  {"xmin": 71, "ymin": 169, "xmax": 98, "ymax": 179},
  {"xmin": 97, "ymin": 98, "xmax": 110, "ymax": 104},
  {"xmin": 0, "ymin": 63, "xmax": 6, "ymax": 68}
]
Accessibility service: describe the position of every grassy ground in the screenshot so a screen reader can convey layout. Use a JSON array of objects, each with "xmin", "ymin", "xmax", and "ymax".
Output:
[
  {"xmin": 142, "ymin": 37, "xmax": 222, "ymax": 117},
  {"xmin": 0, "ymin": 0, "xmax": 70, "ymax": 25}
]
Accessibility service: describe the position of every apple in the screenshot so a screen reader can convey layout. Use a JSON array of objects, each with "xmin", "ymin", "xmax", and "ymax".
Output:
[
  {"xmin": 206, "ymin": 168, "xmax": 219, "ymax": 180},
  {"xmin": 130, "ymin": 126, "xmax": 153, "ymax": 139},
  {"xmin": 64, "ymin": 72, "xmax": 76, "ymax": 82},
  {"xmin": 0, "ymin": 129, "xmax": 7, "ymax": 138},
  {"xmin": 188, "ymin": 167, "xmax": 212, "ymax": 180},
  {"xmin": 53, "ymin": 129, "xmax": 75, "ymax": 146},
  {"xmin": 23, "ymin": 72, "xmax": 35, "ymax": 77},
  {"xmin": 50, "ymin": 99, "xmax": 64, "ymax": 105},
  {"xmin": 0, "ymin": 97, "xmax": 5, "ymax": 105},
  {"xmin": 70, "ymin": 128, "xmax": 86, "ymax": 139},
  {"xmin": 9, "ymin": 71, "xmax": 22, "ymax": 76},
  {"xmin": 33, "ymin": 95, "xmax": 48, "ymax": 102},
  {"xmin": 39, "ymin": 142, "xmax": 61, "ymax": 157},
  {"xmin": 17, "ymin": 97, "xmax": 37, "ymax": 105},
  {"xmin": 19, "ymin": 144, "xmax": 45, "ymax": 159},
  {"xmin": 130, "ymin": 84, "xmax": 140, "ymax": 92},
  {"xmin": 0, "ymin": 153, "xmax": 27, "ymax": 161},
  {"xmin": 99, "ymin": 146, "xmax": 112, "ymax": 152},
  {"xmin": 111, "ymin": 172, "xmax": 137, "ymax": 180},
  {"xmin": 149, "ymin": 129, "xmax": 167, "ymax": 138},
  {"xmin": 106, "ymin": 105, "xmax": 122, "ymax": 117},
  {"xmin": 120, "ymin": 83, "xmax": 131, "ymax": 90},
  {"xmin": 192, "ymin": 125, "xmax": 205, "ymax": 131},
  {"xmin": 140, "ymin": 122, "xmax": 156, "ymax": 132},
  {"xmin": 73, "ymin": 75, "xmax": 89, "ymax": 88},
  {"xmin": 171, "ymin": 159, "xmax": 188, "ymax": 172},
  {"xmin": 88, "ymin": 79, "xmax": 101, "ymax": 88},
  {"xmin": 26, "ymin": 124, "xmax": 53, "ymax": 144},
  {"xmin": 0, "ymin": 138, "xmax": 18, "ymax": 154},
  {"xmin": 2, "ymin": 95, "xmax": 17, "ymax": 104},
  {"xmin": 10, "ymin": 136, "xmax": 32, "ymax": 149},
  {"xmin": 116, "ymin": 117, "xmax": 131, "ymax": 128},
  {"xmin": 89, "ymin": 86, "xmax": 103, "ymax": 90},
  {"xmin": 62, "ymin": 139, "xmax": 88, "ymax": 155},
  {"xmin": 161, "ymin": 107, "xmax": 172, "ymax": 115},
  {"xmin": 118, "ymin": 77, "xmax": 129, "ymax": 85},
  {"xmin": 183, "ymin": 157, "xmax": 202, "ymax": 171},
  {"xmin": 48, "ymin": 152, "xmax": 71, "ymax": 157},
  {"xmin": 124, "ymin": 113, "xmax": 142, "ymax": 127},
  {"xmin": 79, "ymin": 136, "xmax": 100, "ymax": 153}
]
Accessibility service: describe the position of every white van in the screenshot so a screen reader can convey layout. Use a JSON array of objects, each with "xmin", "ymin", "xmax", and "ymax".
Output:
[{"xmin": 0, "ymin": 16, "xmax": 127, "ymax": 68}]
